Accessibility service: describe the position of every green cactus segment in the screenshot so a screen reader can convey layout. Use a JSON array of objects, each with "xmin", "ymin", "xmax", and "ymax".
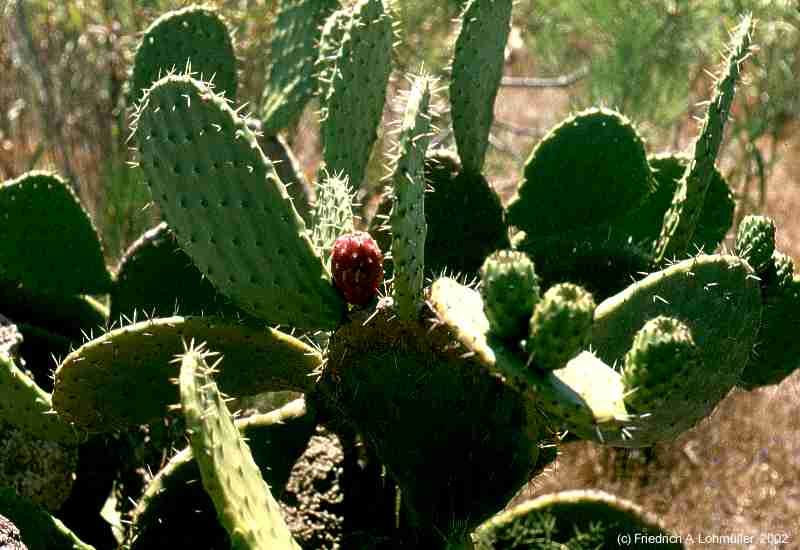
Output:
[
  {"xmin": 0, "ymin": 488, "xmax": 95, "ymax": 550},
  {"xmin": 129, "ymin": 399, "xmax": 315, "ymax": 550},
  {"xmin": 261, "ymin": 0, "xmax": 340, "ymax": 133},
  {"xmin": 624, "ymin": 153, "xmax": 734, "ymax": 254},
  {"xmin": 179, "ymin": 345, "xmax": 302, "ymax": 550},
  {"xmin": 389, "ymin": 75, "xmax": 433, "ymax": 320},
  {"xmin": 53, "ymin": 316, "xmax": 321, "ymax": 432},
  {"xmin": 319, "ymin": 0, "xmax": 393, "ymax": 191},
  {"xmin": 428, "ymin": 279, "xmax": 626, "ymax": 442},
  {"xmin": 622, "ymin": 316, "xmax": 700, "ymax": 413},
  {"xmin": 475, "ymin": 490, "xmax": 683, "ymax": 549},
  {"xmin": 654, "ymin": 14, "xmax": 753, "ymax": 263},
  {"xmin": 0, "ymin": 353, "xmax": 79, "ymax": 444},
  {"xmin": 507, "ymin": 108, "xmax": 653, "ymax": 237},
  {"xmin": 111, "ymin": 223, "xmax": 250, "ymax": 322},
  {"xmin": 0, "ymin": 172, "xmax": 111, "ymax": 296},
  {"xmin": 133, "ymin": 74, "xmax": 346, "ymax": 330},
  {"xmin": 424, "ymin": 150, "xmax": 510, "ymax": 277},
  {"xmin": 310, "ymin": 171, "xmax": 355, "ymax": 261},
  {"xmin": 529, "ymin": 283, "xmax": 596, "ymax": 371},
  {"xmin": 480, "ymin": 251, "xmax": 540, "ymax": 342},
  {"xmin": 735, "ymin": 215, "xmax": 776, "ymax": 273},
  {"xmin": 320, "ymin": 300, "xmax": 542, "ymax": 539},
  {"xmin": 450, "ymin": 0, "xmax": 513, "ymax": 175},
  {"xmin": 129, "ymin": 5, "xmax": 237, "ymax": 105},
  {"xmin": 741, "ymin": 279, "xmax": 800, "ymax": 389},
  {"xmin": 592, "ymin": 254, "xmax": 761, "ymax": 446}
]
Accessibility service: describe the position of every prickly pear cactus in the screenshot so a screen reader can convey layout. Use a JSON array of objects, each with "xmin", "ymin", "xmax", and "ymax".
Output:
[
  {"xmin": 480, "ymin": 250, "xmax": 540, "ymax": 342},
  {"xmin": 528, "ymin": 283, "xmax": 595, "ymax": 371},
  {"xmin": 735, "ymin": 214, "xmax": 776, "ymax": 273}
]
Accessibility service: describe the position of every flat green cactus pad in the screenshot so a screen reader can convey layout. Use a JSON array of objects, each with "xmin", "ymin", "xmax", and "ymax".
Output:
[
  {"xmin": 133, "ymin": 74, "xmax": 346, "ymax": 330},
  {"xmin": 52, "ymin": 316, "xmax": 321, "ymax": 431},
  {"xmin": 507, "ymin": 108, "xmax": 653, "ymax": 237},
  {"xmin": 179, "ymin": 345, "xmax": 301, "ymax": 550},
  {"xmin": 261, "ymin": 0, "xmax": 340, "ymax": 133},
  {"xmin": 475, "ymin": 490, "xmax": 683, "ymax": 549},
  {"xmin": 129, "ymin": 5, "xmax": 237, "ymax": 105},
  {"xmin": 319, "ymin": 0, "xmax": 393, "ymax": 191},
  {"xmin": 0, "ymin": 172, "xmax": 111, "ymax": 296},
  {"xmin": 130, "ymin": 399, "xmax": 315, "ymax": 550},
  {"xmin": 450, "ymin": 0, "xmax": 513, "ymax": 175},
  {"xmin": 111, "ymin": 223, "xmax": 251, "ymax": 322},
  {"xmin": 592, "ymin": 254, "xmax": 761, "ymax": 446},
  {"xmin": 0, "ymin": 488, "xmax": 94, "ymax": 550}
]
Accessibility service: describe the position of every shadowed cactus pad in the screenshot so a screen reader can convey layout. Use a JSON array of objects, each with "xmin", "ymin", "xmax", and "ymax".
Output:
[
  {"xmin": 529, "ymin": 283, "xmax": 595, "ymax": 371},
  {"xmin": 0, "ymin": 172, "xmax": 111, "ymax": 296},
  {"xmin": 622, "ymin": 316, "xmax": 699, "ymax": 413},
  {"xmin": 735, "ymin": 214, "xmax": 776, "ymax": 273},
  {"xmin": 507, "ymin": 108, "xmax": 652, "ymax": 236},
  {"xmin": 480, "ymin": 250, "xmax": 540, "ymax": 342}
]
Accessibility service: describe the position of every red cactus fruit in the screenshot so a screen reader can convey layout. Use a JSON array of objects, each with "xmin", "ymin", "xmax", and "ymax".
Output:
[{"xmin": 331, "ymin": 231, "xmax": 384, "ymax": 306}]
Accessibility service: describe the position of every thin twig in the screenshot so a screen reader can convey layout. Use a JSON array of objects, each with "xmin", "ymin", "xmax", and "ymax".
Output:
[{"xmin": 500, "ymin": 66, "xmax": 589, "ymax": 88}]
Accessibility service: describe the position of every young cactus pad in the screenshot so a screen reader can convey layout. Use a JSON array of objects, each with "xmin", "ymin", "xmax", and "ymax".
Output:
[
  {"xmin": 178, "ymin": 343, "xmax": 301, "ymax": 550},
  {"xmin": 129, "ymin": 5, "xmax": 237, "ymax": 105},
  {"xmin": 389, "ymin": 74, "xmax": 434, "ymax": 320},
  {"xmin": 654, "ymin": 14, "xmax": 754, "ymax": 262},
  {"xmin": 132, "ymin": 73, "xmax": 346, "ymax": 330},
  {"xmin": 480, "ymin": 250, "xmax": 540, "ymax": 342},
  {"xmin": 592, "ymin": 254, "xmax": 761, "ymax": 446},
  {"xmin": 0, "ymin": 171, "xmax": 111, "ymax": 297},
  {"xmin": 735, "ymin": 214, "xmax": 776, "ymax": 273},
  {"xmin": 53, "ymin": 316, "xmax": 321, "ymax": 431}
]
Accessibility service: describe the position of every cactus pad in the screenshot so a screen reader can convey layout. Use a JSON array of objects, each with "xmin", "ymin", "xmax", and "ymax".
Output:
[
  {"xmin": 0, "ymin": 172, "xmax": 111, "ymax": 296},
  {"xmin": 735, "ymin": 214, "xmax": 776, "ymax": 273},
  {"xmin": 622, "ymin": 316, "xmax": 700, "ymax": 413},
  {"xmin": 111, "ymin": 223, "xmax": 249, "ymax": 322},
  {"xmin": 475, "ymin": 490, "xmax": 683, "ymax": 549},
  {"xmin": 319, "ymin": 0, "xmax": 393, "ymax": 191},
  {"xmin": 129, "ymin": 5, "xmax": 237, "ymax": 105},
  {"xmin": 507, "ymin": 108, "xmax": 653, "ymax": 237},
  {"xmin": 480, "ymin": 250, "xmax": 540, "ymax": 342},
  {"xmin": 528, "ymin": 283, "xmax": 596, "ymax": 371},
  {"xmin": 0, "ymin": 488, "xmax": 94, "ymax": 550},
  {"xmin": 178, "ymin": 344, "xmax": 301, "ymax": 550},
  {"xmin": 450, "ymin": 0, "xmax": 513, "ymax": 175},
  {"xmin": 53, "ymin": 316, "xmax": 321, "ymax": 431},
  {"xmin": 592, "ymin": 255, "xmax": 761, "ymax": 446},
  {"xmin": 309, "ymin": 171, "xmax": 356, "ymax": 261},
  {"xmin": 133, "ymin": 73, "xmax": 346, "ymax": 330},
  {"xmin": 261, "ymin": 0, "xmax": 340, "ymax": 133}
]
